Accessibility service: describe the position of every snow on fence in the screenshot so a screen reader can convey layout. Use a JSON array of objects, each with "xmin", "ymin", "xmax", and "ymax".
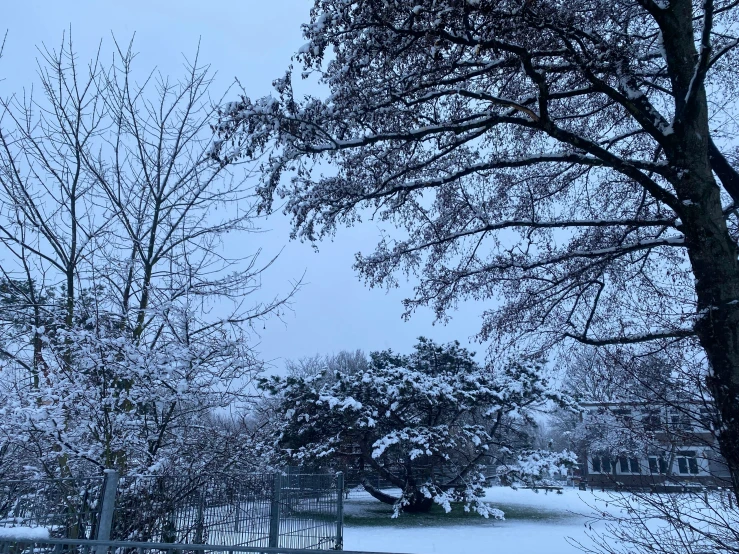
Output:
[{"xmin": 0, "ymin": 472, "xmax": 343, "ymax": 551}]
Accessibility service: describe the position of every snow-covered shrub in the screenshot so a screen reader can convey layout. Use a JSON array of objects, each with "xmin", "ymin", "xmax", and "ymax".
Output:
[{"xmin": 0, "ymin": 308, "xmax": 259, "ymax": 478}]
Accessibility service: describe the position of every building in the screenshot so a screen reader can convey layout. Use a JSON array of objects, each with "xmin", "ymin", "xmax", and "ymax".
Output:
[{"xmin": 579, "ymin": 401, "xmax": 731, "ymax": 490}]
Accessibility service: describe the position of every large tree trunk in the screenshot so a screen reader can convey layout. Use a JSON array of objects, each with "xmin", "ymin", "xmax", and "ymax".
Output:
[
  {"xmin": 362, "ymin": 480, "xmax": 399, "ymax": 505},
  {"xmin": 399, "ymin": 488, "xmax": 434, "ymax": 513},
  {"xmin": 361, "ymin": 481, "xmax": 434, "ymax": 513},
  {"xmin": 684, "ymin": 193, "xmax": 739, "ymax": 502},
  {"xmin": 660, "ymin": 0, "xmax": 739, "ymax": 502}
]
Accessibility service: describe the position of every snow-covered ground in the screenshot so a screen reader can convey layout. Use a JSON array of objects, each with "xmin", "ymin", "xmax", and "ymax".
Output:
[
  {"xmin": 343, "ymin": 487, "xmax": 603, "ymax": 554},
  {"xmin": 0, "ymin": 527, "xmax": 50, "ymax": 540}
]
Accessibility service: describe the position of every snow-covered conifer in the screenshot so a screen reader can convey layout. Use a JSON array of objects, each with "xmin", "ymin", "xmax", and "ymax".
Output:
[{"xmin": 262, "ymin": 338, "xmax": 576, "ymax": 516}]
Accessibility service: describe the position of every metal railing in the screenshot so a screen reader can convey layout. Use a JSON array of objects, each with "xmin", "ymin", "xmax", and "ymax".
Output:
[{"xmin": 0, "ymin": 537, "xmax": 393, "ymax": 554}]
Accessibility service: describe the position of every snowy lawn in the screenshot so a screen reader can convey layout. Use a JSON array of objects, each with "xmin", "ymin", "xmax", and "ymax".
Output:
[{"xmin": 343, "ymin": 486, "xmax": 602, "ymax": 554}]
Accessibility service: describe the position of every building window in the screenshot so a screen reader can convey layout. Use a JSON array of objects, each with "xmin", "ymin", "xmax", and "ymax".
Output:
[
  {"xmin": 689, "ymin": 458, "xmax": 699, "ymax": 474},
  {"xmin": 619, "ymin": 457, "xmax": 629, "ymax": 473},
  {"xmin": 602, "ymin": 457, "xmax": 612, "ymax": 473},
  {"xmin": 648, "ymin": 456, "xmax": 669, "ymax": 474},
  {"xmin": 619, "ymin": 457, "xmax": 641, "ymax": 474},
  {"xmin": 591, "ymin": 456, "xmax": 614, "ymax": 473},
  {"xmin": 676, "ymin": 451, "xmax": 700, "ymax": 475},
  {"xmin": 644, "ymin": 410, "xmax": 662, "ymax": 431},
  {"xmin": 668, "ymin": 409, "xmax": 692, "ymax": 430},
  {"xmin": 612, "ymin": 408, "xmax": 632, "ymax": 423},
  {"xmin": 648, "ymin": 457, "xmax": 658, "ymax": 473}
]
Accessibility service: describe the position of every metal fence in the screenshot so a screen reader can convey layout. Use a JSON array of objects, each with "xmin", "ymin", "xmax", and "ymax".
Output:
[
  {"xmin": 0, "ymin": 477, "xmax": 104, "ymax": 539},
  {"xmin": 0, "ymin": 473, "xmax": 343, "ymax": 551},
  {"xmin": 0, "ymin": 537, "xmax": 384, "ymax": 554},
  {"xmin": 113, "ymin": 473, "xmax": 342, "ymax": 550}
]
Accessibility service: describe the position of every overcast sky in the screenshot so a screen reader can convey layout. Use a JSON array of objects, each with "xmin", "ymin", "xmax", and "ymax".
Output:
[{"xmin": 1, "ymin": 1, "xmax": 488, "ymax": 369}]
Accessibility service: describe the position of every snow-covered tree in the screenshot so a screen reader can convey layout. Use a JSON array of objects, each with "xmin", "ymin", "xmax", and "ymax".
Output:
[
  {"xmin": 0, "ymin": 37, "xmax": 296, "ymax": 480},
  {"xmin": 261, "ymin": 338, "xmax": 576, "ymax": 516},
  {"xmin": 0, "ymin": 305, "xmax": 263, "ymax": 477},
  {"xmin": 285, "ymin": 349, "xmax": 370, "ymax": 381},
  {"xmin": 216, "ymin": 0, "xmax": 739, "ymax": 502}
]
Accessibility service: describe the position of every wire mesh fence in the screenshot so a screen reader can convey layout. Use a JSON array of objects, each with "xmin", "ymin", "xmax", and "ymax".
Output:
[
  {"xmin": 113, "ymin": 473, "xmax": 341, "ymax": 550},
  {"xmin": 0, "ymin": 477, "xmax": 104, "ymax": 539},
  {"xmin": 0, "ymin": 473, "xmax": 342, "ymax": 550}
]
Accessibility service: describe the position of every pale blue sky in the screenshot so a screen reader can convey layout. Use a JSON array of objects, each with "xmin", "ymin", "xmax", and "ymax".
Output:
[{"xmin": 1, "ymin": 1, "xmax": 486, "ymax": 368}]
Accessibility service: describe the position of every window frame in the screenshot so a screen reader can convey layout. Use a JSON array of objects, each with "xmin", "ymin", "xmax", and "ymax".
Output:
[
  {"xmin": 648, "ymin": 456, "xmax": 670, "ymax": 474},
  {"xmin": 675, "ymin": 450, "xmax": 702, "ymax": 475},
  {"xmin": 591, "ymin": 456, "xmax": 601, "ymax": 473},
  {"xmin": 591, "ymin": 455, "xmax": 615, "ymax": 474},
  {"xmin": 617, "ymin": 456, "xmax": 642, "ymax": 474}
]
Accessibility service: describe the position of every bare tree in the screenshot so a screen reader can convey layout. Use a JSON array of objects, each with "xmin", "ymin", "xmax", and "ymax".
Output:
[
  {"xmin": 284, "ymin": 349, "xmax": 369, "ymax": 380},
  {"xmin": 85, "ymin": 39, "xmax": 293, "ymax": 344},
  {"xmin": 0, "ymin": 35, "xmax": 298, "ymax": 479},
  {"xmin": 0, "ymin": 38, "xmax": 109, "ymax": 351},
  {"xmin": 216, "ymin": 0, "xmax": 739, "ymax": 502}
]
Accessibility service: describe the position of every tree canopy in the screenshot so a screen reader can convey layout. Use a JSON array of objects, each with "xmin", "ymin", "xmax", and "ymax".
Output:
[{"xmin": 217, "ymin": 0, "xmax": 739, "ymax": 501}]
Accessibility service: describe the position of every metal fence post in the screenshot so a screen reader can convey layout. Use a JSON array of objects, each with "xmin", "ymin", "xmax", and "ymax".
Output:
[
  {"xmin": 335, "ymin": 472, "xmax": 343, "ymax": 550},
  {"xmin": 234, "ymin": 498, "xmax": 240, "ymax": 533},
  {"xmin": 95, "ymin": 469, "xmax": 119, "ymax": 553},
  {"xmin": 194, "ymin": 490, "xmax": 206, "ymax": 544},
  {"xmin": 268, "ymin": 474, "xmax": 281, "ymax": 548}
]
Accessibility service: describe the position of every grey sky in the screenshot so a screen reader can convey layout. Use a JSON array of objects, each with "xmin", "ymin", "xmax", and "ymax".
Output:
[{"xmin": 2, "ymin": 1, "xmax": 487, "ymax": 369}]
